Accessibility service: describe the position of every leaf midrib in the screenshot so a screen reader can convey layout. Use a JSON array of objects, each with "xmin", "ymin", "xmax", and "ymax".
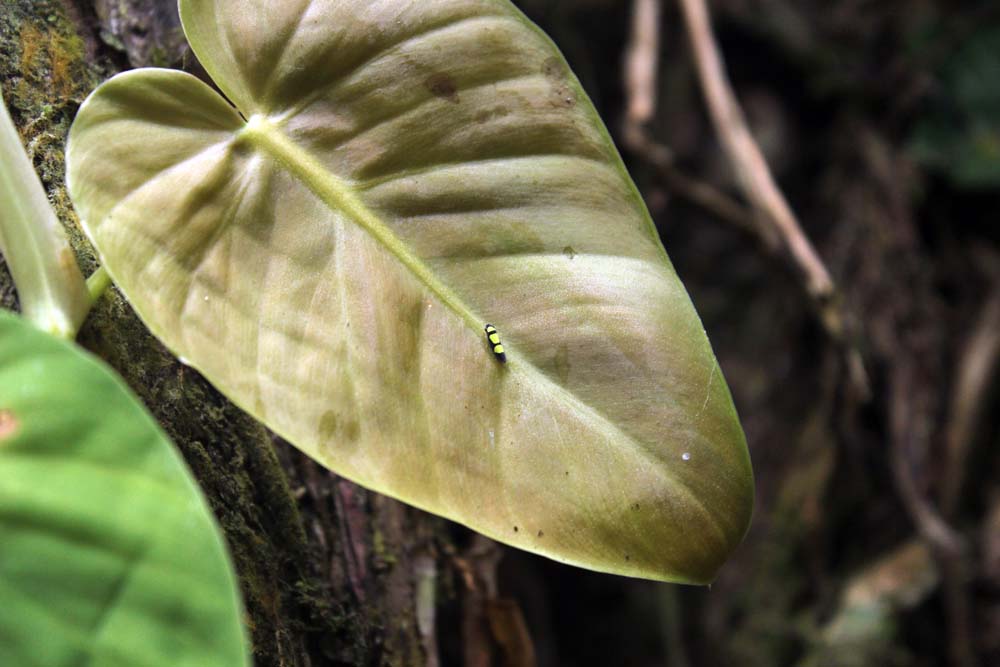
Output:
[
  {"xmin": 238, "ymin": 114, "xmax": 482, "ymax": 333},
  {"xmin": 236, "ymin": 117, "xmax": 726, "ymax": 547}
]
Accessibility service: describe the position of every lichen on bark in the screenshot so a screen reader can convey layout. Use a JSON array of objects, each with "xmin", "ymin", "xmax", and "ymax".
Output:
[{"xmin": 1, "ymin": 1, "xmax": 440, "ymax": 664}]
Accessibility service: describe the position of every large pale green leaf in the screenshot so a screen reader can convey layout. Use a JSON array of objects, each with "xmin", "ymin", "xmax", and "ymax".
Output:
[
  {"xmin": 0, "ymin": 310, "xmax": 248, "ymax": 666},
  {"xmin": 66, "ymin": 0, "xmax": 753, "ymax": 584}
]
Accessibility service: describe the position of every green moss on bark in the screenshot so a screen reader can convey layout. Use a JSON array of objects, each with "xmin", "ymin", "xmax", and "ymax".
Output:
[
  {"xmin": 3, "ymin": 3, "xmax": 448, "ymax": 664},
  {"xmin": 0, "ymin": 0, "xmax": 102, "ymax": 275},
  {"xmin": 1, "ymin": 2, "xmax": 368, "ymax": 664}
]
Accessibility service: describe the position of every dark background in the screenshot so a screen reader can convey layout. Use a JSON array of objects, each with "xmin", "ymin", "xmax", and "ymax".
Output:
[
  {"xmin": 2, "ymin": 1, "xmax": 999, "ymax": 665},
  {"xmin": 505, "ymin": 2, "xmax": 1000, "ymax": 666}
]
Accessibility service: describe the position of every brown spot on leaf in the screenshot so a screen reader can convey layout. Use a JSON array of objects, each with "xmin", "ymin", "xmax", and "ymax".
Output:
[
  {"xmin": 425, "ymin": 73, "xmax": 460, "ymax": 104},
  {"xmin": 474, "ymin": 105, "xmax": 511, "ymax": 124},
  {"xmin": 319, "ymin": 410, "xmax": 338, "ymax": 440},
  {"xmin": 344, "ymin": 418, "xmax": 361, "ymax": 441},
  {"xmin": 0, "ymin": 409, "xmax": 19, "ymax": 441},
  {"xmin": 541, "ymin": 56, "xmax": 567, "ymax": 80},
  {"xmin": 58, "ymin": 247, "xmax": 76, "ymax": 272},
  {"xmin": 549, "ymin": 83, "xmax": 576, "ymax": 108},
  {"xmin": 541, "ymin": 57, "xmax": 576, "ymax": 108},
  {"xmin": 319, "ymin": 409, "xmax": 361, "ymax": 443}
]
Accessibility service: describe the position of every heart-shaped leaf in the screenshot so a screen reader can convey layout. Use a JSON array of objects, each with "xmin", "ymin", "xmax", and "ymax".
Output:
[
  {"xmin": 66, "ymin": 0, "xmax": 753, "ymax": 583},
  {"xmin": 0, "ymin": 310, "xmax": 248, "ymax": 666}
]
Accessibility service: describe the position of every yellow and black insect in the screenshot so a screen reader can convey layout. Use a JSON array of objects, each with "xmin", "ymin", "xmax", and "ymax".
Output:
[{"xmin": 484, "ymin": 323, "xmax": 506, "ymax": 363}]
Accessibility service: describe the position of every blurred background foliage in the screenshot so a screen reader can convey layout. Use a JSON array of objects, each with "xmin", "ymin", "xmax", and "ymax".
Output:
[
  {"xmin": 3, "ymin": 0, "xmax": 999, "ymax": 665},
  {"xmin": 910, "ymin": 26, "xmax": 1000, "ymax": 188},
  {"xmin": 505, "ymin": 2, "xmax": 1000, "ymax": 666}
]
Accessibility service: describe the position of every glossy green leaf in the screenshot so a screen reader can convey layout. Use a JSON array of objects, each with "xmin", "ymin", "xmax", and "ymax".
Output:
[
  {"xmin": 0, "ymin": 310, "xmax": 248, "ymax": 666},
  {"xmin": 66, "ymin": 0, "xmax": 753, "ymax": 584}
]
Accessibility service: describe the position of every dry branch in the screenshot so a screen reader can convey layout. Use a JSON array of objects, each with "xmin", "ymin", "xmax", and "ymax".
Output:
[
  {"xmin": 675, "ymin": 0, "xmax": 869, "ymax": 399},
  {"xmin": 942, "ymin": 270, "xmax": 1000, "ymax": 516},
  {"xmin": 622, "ymin": 0, "xmax": 766, "ymax": 240}
]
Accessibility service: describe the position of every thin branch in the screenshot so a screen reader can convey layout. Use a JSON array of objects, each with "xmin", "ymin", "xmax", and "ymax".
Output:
[
  {"xmin": 888, "ymin": 356, "xmax": 977, "ymax": 667},
  {"xmin": 657, "ymin": 163, "xmax": 764, "ymax": 238},
  {"xmin": 675, "ymin": 0, "xmax": 869, "ymax": 398},
  {"xmin": 622, "ymin": 0, "xmax": 765, "ymax": 240},
  {"xmin": 676, "ymin": 0, "xmax": 831, "ymax": 298},
  {"xmin": 624, "ymin": 0, "xmax": 662, "ymax": 130},
  {"xmin": 889, "ymin": 362, "xmax": 964, "ymax": 558},
  {"xmin": 941, "ymin": 269, "xmax": 1000, "ymax": 517},
  {"xmin": 937, "ymin": 262, "xmax": 1000, "ymax": 667},
  {"xmin": 858, "ymin": 125, "xmax": 979, "ymax": 667}
]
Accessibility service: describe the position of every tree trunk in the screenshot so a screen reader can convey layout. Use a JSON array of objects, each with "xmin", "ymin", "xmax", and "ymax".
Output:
[
  {"xmin": 8, "ymin": 2, "xmax": 999, "ymax": 666},
  {"xmin": 1, "ymin": 2, "xmax": 460, "ymax": 664}
]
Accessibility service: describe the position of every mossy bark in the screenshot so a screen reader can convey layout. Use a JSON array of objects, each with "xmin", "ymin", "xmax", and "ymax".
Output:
[{"xmin": 1, "ymin": 2, "xmax": 452, "ymax": 665}]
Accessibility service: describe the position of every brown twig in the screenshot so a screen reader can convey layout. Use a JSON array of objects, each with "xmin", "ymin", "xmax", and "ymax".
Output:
[
  {"xmin": 676, "ymin": 0, "xmax": 831, "ymax": 298},
  {"xmin": 888, "ymin": 368, "xmax": 973, "ymax": 667},
  {"xmin": 889, "ymin": 363, "xmax": 965, "ymax": 559},
  {"xmin": 935, "ymin": 262, "xmax": 1000, "ymax": 667},
  {"xmin": 453, "ymin": 535, "xmax": 537, "ymax": 667},
  {"xmin": 625, "ymin": 130, "xmax": 764, "ymax": 238},
  {"xmin": 622, "ymin": 0, "xmax": 765, "ymax": 240},
  {"xmin": 941, "ymin": 268, "xmax": 1000, "ymax": 517},
  {"xmin": 675, "ymin": 0, "xmax": 870, "ymax": 399},
  {"xmin": 624, "ymin": 0, "xmax": 662, "ymax": 131},
  {"xmin": 884, "ymin": 288, "xmax": 977, "ymax": 667},
  {"xmin": 858, "ymin": 126, "xmax": 979, "ymax": 667}
]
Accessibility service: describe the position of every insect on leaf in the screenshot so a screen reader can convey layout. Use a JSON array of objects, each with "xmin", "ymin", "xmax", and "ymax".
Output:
[
  {"xmin": 0, "ymin": 310, "xmax": 248, "ymax": 666},
  {"xmin": 66, "ymin": 0, "xmax": 753, "ymax": 583}
]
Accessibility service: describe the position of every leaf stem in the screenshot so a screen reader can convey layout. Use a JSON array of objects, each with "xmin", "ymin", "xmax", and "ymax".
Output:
[
  {"xmin": 238, "ymin": 115, "xmax": 481, "ymax": 332},
  {"xmin": 0, "ymin": 89, "xmax": 90, "ymax": 339},
  {"xmin": 86, "ymin": 266, "xmax": 112, "ymax": 305}
]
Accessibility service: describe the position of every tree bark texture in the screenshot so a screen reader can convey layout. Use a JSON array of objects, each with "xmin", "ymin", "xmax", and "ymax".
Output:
[
  {"xmin": 4, "ymin": 1, "xmax": 1000, "ymax": 666},
  {"xmin": 1, "ymin": 2, "xmax": 457, "ymax": 665}
]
